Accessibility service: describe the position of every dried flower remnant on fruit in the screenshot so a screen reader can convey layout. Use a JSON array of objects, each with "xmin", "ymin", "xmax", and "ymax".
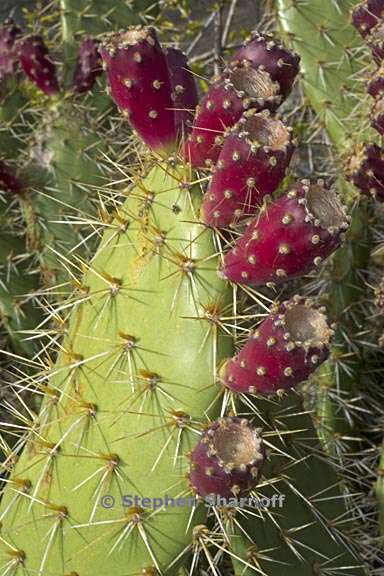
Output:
[{"xmin": 189, "ymin": 417, "xmax": 265, "ymax": 498}]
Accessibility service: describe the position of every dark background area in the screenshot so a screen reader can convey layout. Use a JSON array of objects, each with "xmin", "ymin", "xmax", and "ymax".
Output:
[{"xmin": 0, "ymin": 0, "xmax": 34, "ymax": 22}]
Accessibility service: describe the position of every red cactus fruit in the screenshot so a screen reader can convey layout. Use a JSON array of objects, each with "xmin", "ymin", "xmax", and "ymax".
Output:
[
  {"xmin": 18, "ymin": 35, "xmax": 59, "ymax": 96},
  {"xmin": 100, "ymin": 26, "xmax": 177, "ymax": 155},
  {"xmin": 373, "ymin": 97, "xmax": 384, "ymax": 134},
  {"xmin": 352, "ymin": 0, "xmax": 384, "ymax": 38},
  {"xmin": 189, "ymin": 417, "xmax": 265, "ymax": 499},
  {"xmin": 185, "ymin": 63, "xmax": 281, "ymax": 168},
  {"xmin": 222, "ymin": 296, "xmax": 332, "ymax": 396},
  {"xmin": 164, "ymin": 47, "xmax": 198, "ymax": 139},
  {"xmin": 0, "ymin": 19, "xmax": 21, "ymax": 81},
  {"xmin": 349, "ymin": 144, "xmax": 384, "ymax": 200},
  {"xmin": 368, "ymin": 65, "xmax": 384, "ymax": 97},
  {"xmin": 368, "ymin": 21, "xmax": 384, "ymax": 63},
  {"xmin": 72, "ymin": 37, "xmax": 102, "ymax": 94},
  {"xmin": 0, "ymin": 159, "xmax": 24, "ymax": 195},
  {"xmin": 230, "ymin": 31, "xmax": 300, "ymax": 100},
  {"xmin": 202, "ymin": 110, "xmax": 294, "ymax": 228},
  {"xmin": 221, "ymin": 180, "xmax": 349, "ymax": 287}
]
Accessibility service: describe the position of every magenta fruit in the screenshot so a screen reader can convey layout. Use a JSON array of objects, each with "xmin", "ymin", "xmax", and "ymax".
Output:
[
  {"xmin": 349, "ymin": 143, "xmax": 384, "ymax": 200},
  {"xmin": 222, "ymin": 180, "xmax": 349, "ymax": 287},
  {"xmin": 222, "ymin": 296, "xmax": 332, "ymax": 396},
  {"xmin": 164, "ymin": 47, "xmax": 198, "ymax": 139},
  {"xmin": 203, "ymin": 110, "xmax": 294, "ymax": 228},
  {"xmin": 185, "ymin": 63, "xmax": 281, "ymax": 168},
  {"xmin": 0, "ymin": 159, "xmax": 24, "ymax": 195},
  {"xmin": 352, "ymin": 0, "xmax": 384, "ymax": 38},
  {"xmin": 189, "ymin": 417, "xmax": 265, "ymax": 499},
  {"xmin": 368, "ymin": 65, "xmax": 384, "ymax": 97},
  {"xmin": 72, "ymin": 37, "xmax": 102, "ymax": 94},
  {"xmin": 373, "ymin": 96, "xmax": 384, "ymax": 134},
  {"xmin": 100, "ymin": 26, "xmax": 177, "ymax": 154},
  {"xmin": 230, "ymin": 31, "xmax": 300, "ymax": 100},
  {"xmin": 18, "ymin": 35, "xmax": 59, "ymax": 96},
  {"xmin": 0, "ymin": 19, "xmax": 21, "ymax": 81},
  {"xmin": 183, "ymin": 80, "xmax": 245, "ymax": 168},
  {"xmin": 368, "ymin": 21, "xmax": 384, "ymax": 63}
]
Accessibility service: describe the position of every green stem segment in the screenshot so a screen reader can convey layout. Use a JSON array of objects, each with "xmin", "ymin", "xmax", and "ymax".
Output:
[
  {"xmin": 276, "ymin": 0, "xmax": 372, "ymax": 454},
  {"xmin": 0, "ymin": 162, "xmax": 233, "ymax": 574}
]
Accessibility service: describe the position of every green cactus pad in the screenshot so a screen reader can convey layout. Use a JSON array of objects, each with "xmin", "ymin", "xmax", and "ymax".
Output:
[
  {"xmin": 0, "ymin": 231, "xmax": 40, "ymax": 357},
  {"xmin": 19, "ymin": 102, "xmax": 107, "ymax": 287},
  {"xmin": 277, "ymin": 0, "xmax": 373, "ymax": 152},
  {"xmin": 0, "ymin": 161, "xmax": 233, "ymax": 575}
]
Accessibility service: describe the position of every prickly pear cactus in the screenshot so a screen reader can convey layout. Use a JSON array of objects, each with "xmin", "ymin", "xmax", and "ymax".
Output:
[
  {"xmin": 0, "ymin": 20, "xmax": 368, "ymax": 576},
  {"xmin": 350, "ymin": 0, "xmax": 384, "ymax": 548}
]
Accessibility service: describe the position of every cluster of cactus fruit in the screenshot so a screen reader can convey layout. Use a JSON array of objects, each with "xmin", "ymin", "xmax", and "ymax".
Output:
[
  {"xmin": 0, "ymin": 18, "xmax": 102, "ymax": 109},
  {"xmin": 99, "ymin": 24, "xmax": 350, "ymax": 499},
  {"xmin": 1, "ymin": 0, "xmax": 384, "ymax": 574},
  {"xmin": 351, "ymin": 0, "xmax": 384, "ymax": 198}
]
